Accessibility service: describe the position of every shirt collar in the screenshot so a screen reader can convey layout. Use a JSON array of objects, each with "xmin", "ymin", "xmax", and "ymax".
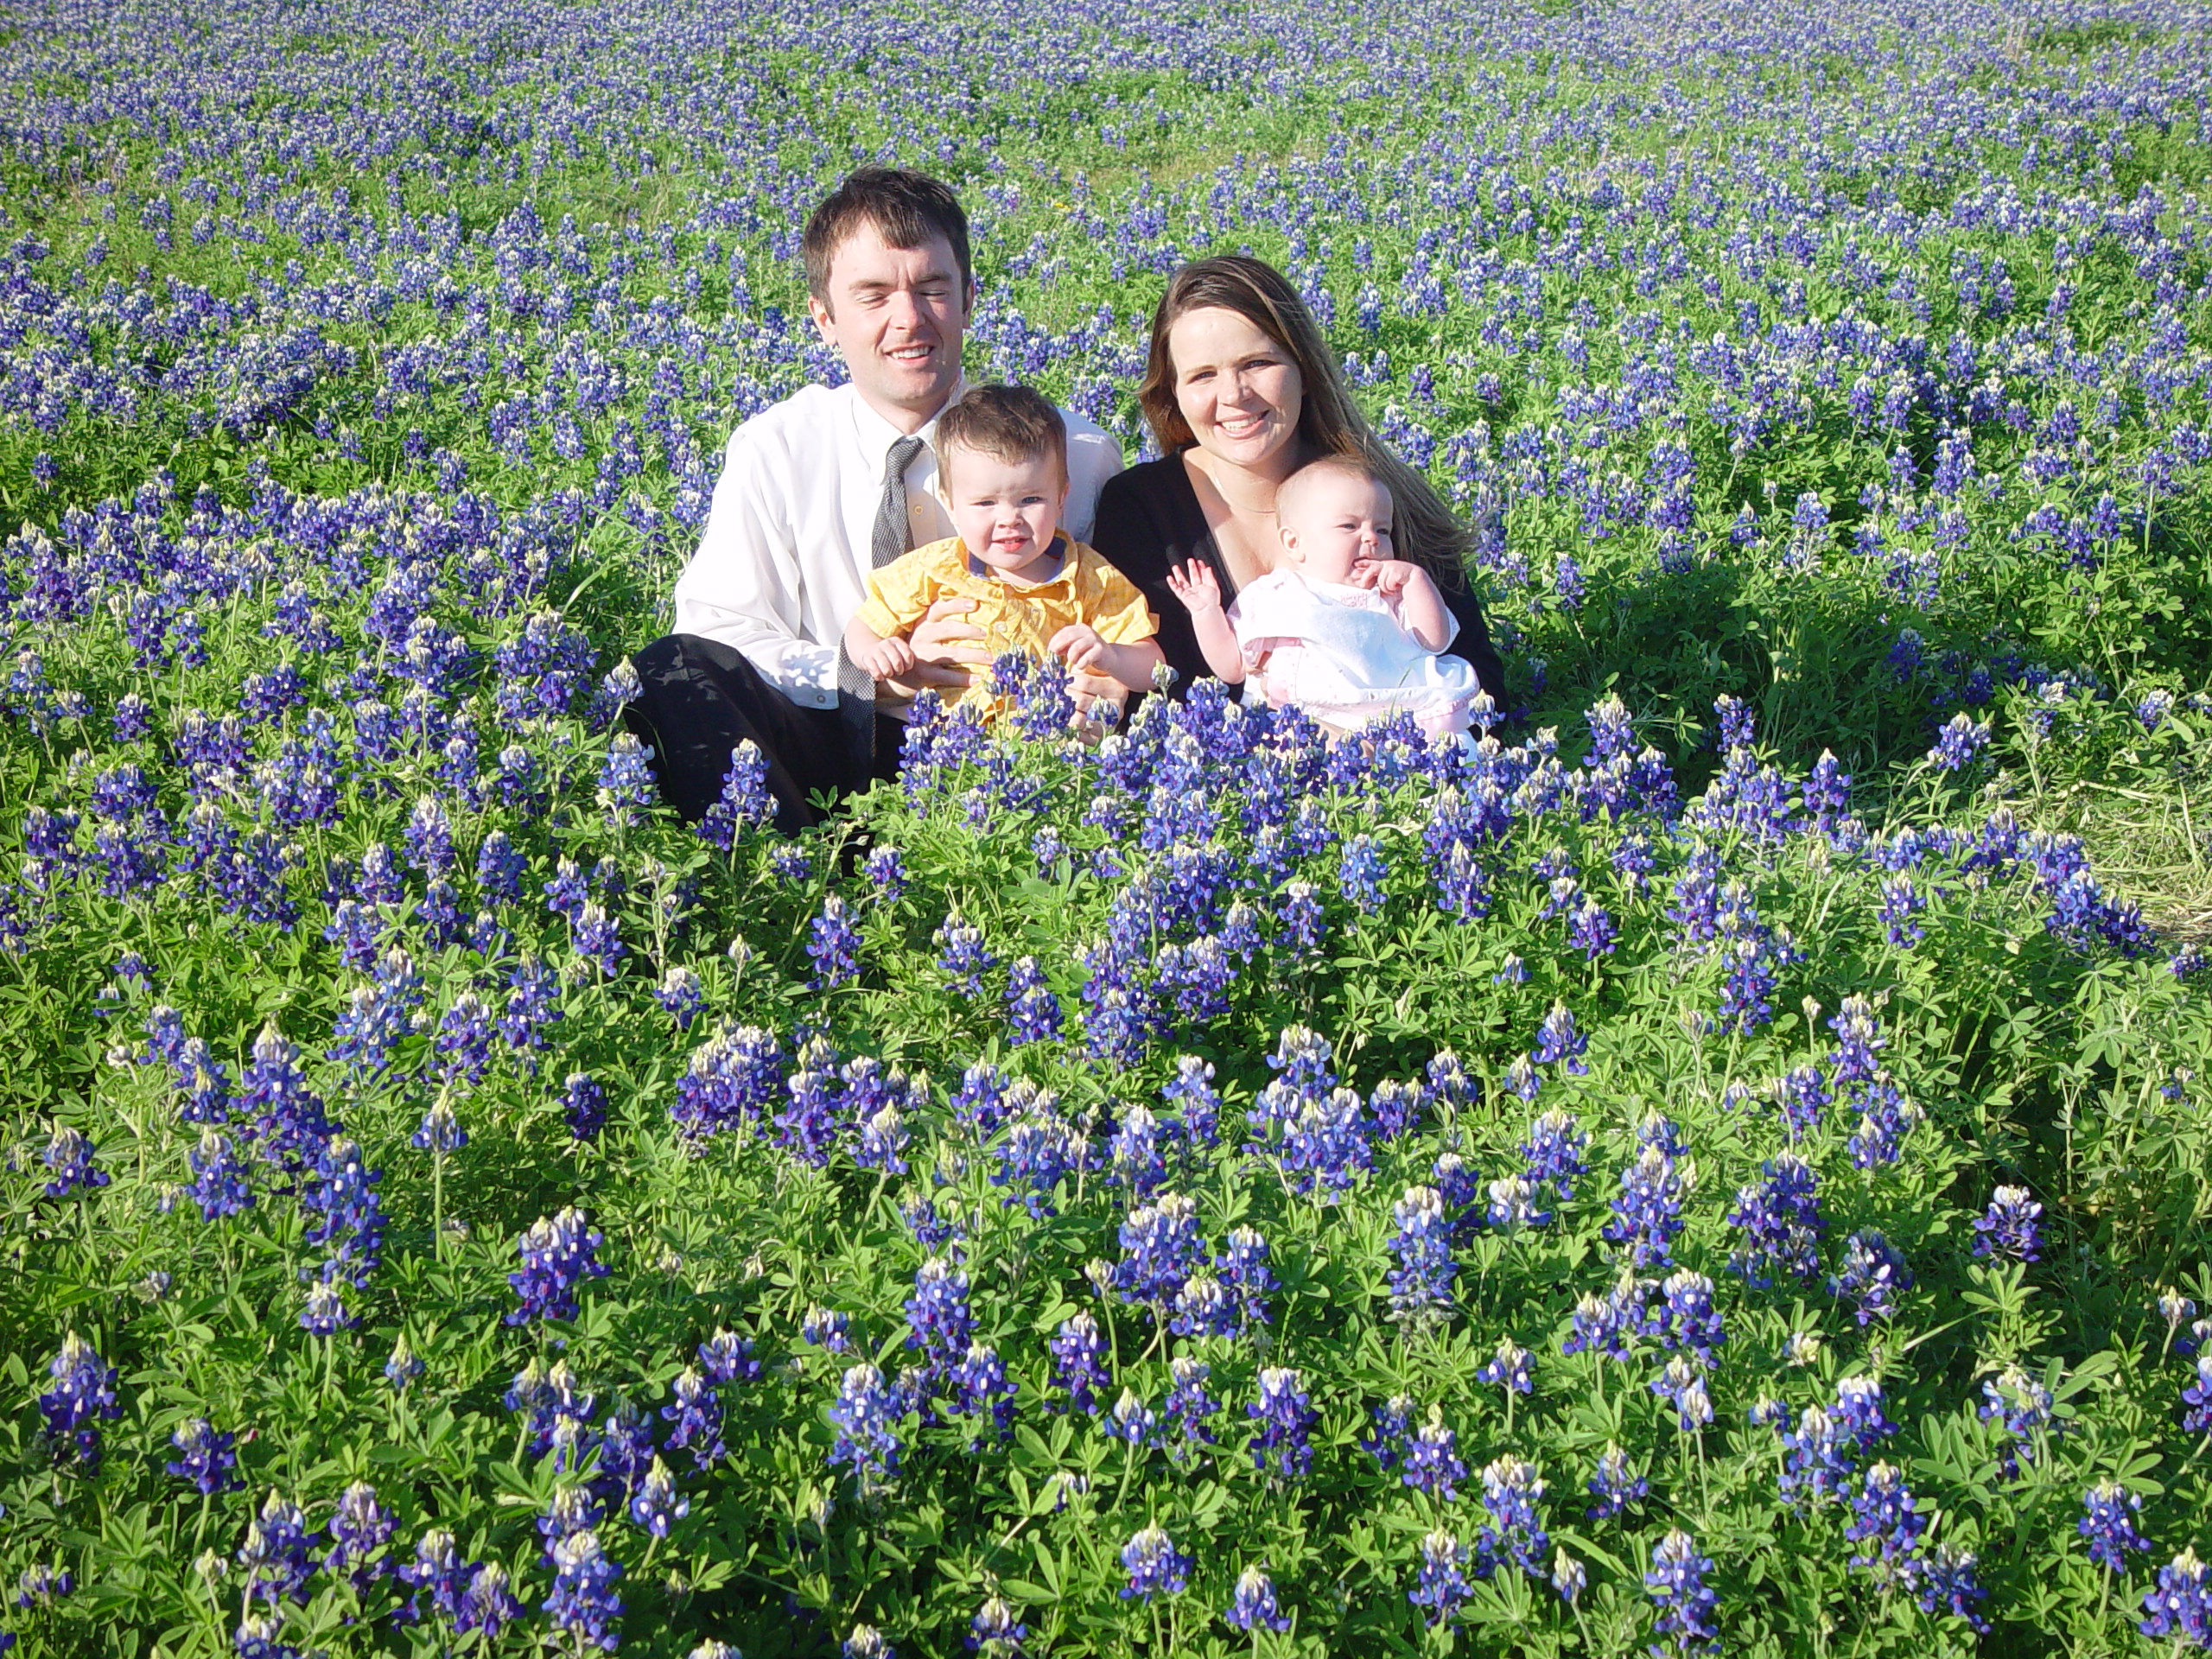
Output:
[
  {"xmin": 966, "ymin": 533, "xmax": 1069, "ymax": 584},
  {"xmin": 847, "ymin": 375, "xmax": 969, "ymax": 477}
]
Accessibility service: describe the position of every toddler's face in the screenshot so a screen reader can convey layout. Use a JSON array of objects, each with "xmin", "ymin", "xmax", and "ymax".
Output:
[
  {"xmin": 1279, "ymin": 469, "xmax": 1394, "ymax": 584},
  {"xmin": 939, "ymin": 444, "xmax": 1067, "ymax": 582}
]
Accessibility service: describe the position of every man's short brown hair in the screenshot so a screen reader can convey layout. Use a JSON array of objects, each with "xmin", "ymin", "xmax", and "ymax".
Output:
[
  {"xmin": 801, "ymin": 168, "xmax": 972, "ymax": 306},
  {"xmin": 934, "ymin": 385, "xmax": 1066, "ymax": 487}
]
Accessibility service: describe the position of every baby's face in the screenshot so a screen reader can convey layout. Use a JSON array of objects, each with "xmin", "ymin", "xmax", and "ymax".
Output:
[
  {"xmin": 940, "ymin": 444, "xmax": 1067, "ymax": 582},
  {"xmin": 1279, "ymin": 469, "xmax": 1395, "ymax": 584}
]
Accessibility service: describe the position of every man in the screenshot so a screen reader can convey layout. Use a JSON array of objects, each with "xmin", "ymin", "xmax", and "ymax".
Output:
[{"xmin": 627, "ymin": 168, "xmax": 1124, "ymax": 831}]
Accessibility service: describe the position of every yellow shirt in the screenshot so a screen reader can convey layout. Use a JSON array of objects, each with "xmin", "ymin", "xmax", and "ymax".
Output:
[{"xmin": 853, "ymin": 535, "xmax": 1158, "ymax": 709}]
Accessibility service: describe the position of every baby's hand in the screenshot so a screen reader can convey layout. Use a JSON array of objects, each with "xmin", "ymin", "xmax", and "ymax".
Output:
[
  {"xmin": 1356, "ymin": 557, "xmax": 1417, "ymax": 596},
  {"xmin": 1165, "ymin": 559, "xmax": 1224, "ymax": 615},
  {"xmin": 856, "ymin": 634, "xmax": 918, "ymax": 678},
  {"xmin": 1048, "ymin": 622, "xmax": 1108, "ymax": 674}
]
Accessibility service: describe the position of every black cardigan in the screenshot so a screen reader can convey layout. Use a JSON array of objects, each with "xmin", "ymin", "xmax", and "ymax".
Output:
[{"xmin": 1089, "ymin": 454, "xmax": 1508, "ymax": 707}]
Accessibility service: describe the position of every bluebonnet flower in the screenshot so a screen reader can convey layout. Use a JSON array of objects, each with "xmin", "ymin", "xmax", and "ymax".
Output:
[
  {"xmin": 627, "ymin": 1458, "xmax": 688, "ymax": 1539},
  {"xmin": 385, "ymin": 1336, "xmax": 423, "ymax": 1392},
  {"xmin": 454, "ymin": 1564, "xmax": 522, "ymax": 1643},
  {"xmin": 1980, "ymin": 1364, "xmax": 2059, "ymax": 1479},
  {"xmin": 238, "ymin": 1492, "xmax": 315, "ymax": 1605},
  {"xmin": 539, "ymin": 1484, "xmax": 606, "ymax": 1551},
  {"xmin": 1830, "ymin": 1231, "xmax": 1912, "ymax": 1325},
  {"xmin": 1521, "ymin": 1109, "xmax": 1586, "ymax": 1199},
  {"xmin": 652, "ymin": 967, "xmax": 705, "ymax": 1030},
  {"xmin": 1408, "ymin": 1529, "xmax": 1473, "ymax": 1627},
  {"xmin": 1486, "ymin": 1175, "xmax": 1548, "ymax": 1231},
  {"xmin": 1477, "ymin": 1338, "xmax": 1534, "ymax": 1397},
  {"xmin": 1777, "ymin": 1064, "xmax": 1829, "ymax": 1138},
  {"xmin": 1646, "ymin": 1529, "xmax": 1721, "ymax": 1652},
  {"xmin": 1780, "ymin": 1406, "xmax": 1853, "ymax": 1507},
  {"xmin": 1928, "ymin": 713, "xmax": 1991, "ymax": 772},
  {"xmin": 183, "ymin": 1141, "xmax": 251, "ymax": 1230},
  {"xmin": 1973, "ymin": 1185, "xmax": 2043, "ymax": 1262},
  {"xmin": 563, "ymin": 1072, "xmax": 607, "ymax": 1141},
  {"xmin": 1844, "ymin": 1076, "xmax": 1919, "ymax": 1169},
  {"xmin": 935, "ymin": 915, "xmax": 995, "ymax": 997},
  {"xmin": 1726, "ymin": 1154, "xmax": 1823, "ymax": 1286},
  {"xmin": 595, "ymin": 734, "xmax": 658, "ymax": 827},
  {"xmin": 1120, "ymin": 1524, "xmax": 1192, "ymax": 1601},
  {"xmin": 1568, "ymin": 896, "xmax": 1618, "ymax": 958},
  {"xmin": 697, "ymin": 742, "xmax": 772, "ymax": 849},
  {"xmin": 2139, "ymin": 1549, "xmax": 2210, "ymax": 1644},
  {"xmin": 1163, "ymin": 1356, "xmax": 1217, "ymax": 1453},
  {"xmin": 166, "ymin": 1418, "xmax": 241, "ymax": 1495},
  {"xmin": 1248, "ymin": 1368, "xmax": 1315, "ymax": 1481},
  {"xmin": 1006, "ymin": 957, "xmax": 1062, "ymax": 1045},
  {"xmin": 1048, "ymin": 1314, "xmax": 1109, "ymax": 1414},
  {"xmin": 1476, "ymin": 1456, "xmax": 1548, "ymax": 1579},
  {"xmin": 1403, "ymin": 1417, "xmax": 1470, "ymax": 1500},
  {"xmin": 1114, "ymin": 1192, "xmax": 1205, "ymax": 1308},
  {"xmin": 905, "ymin": 1257, "xmax": 975, "ymax": 1374},
  {"xmin": 1339, "ymin": 834, "xmax": 1386, "ymax": 913},
  {"xmin": 1649, "ymin": 1271, "xmax": 1726, "ymax": 1360},
  {"xmin": 41, "ymin": 1124, "xmax": 108, "ymax": 1198},
  {"xmin": 1649, "ymin": 1357, "xmax": 1715, "ymax": 1433},
  {"xmin": 967, "ymin": 1593, "xmax": 1027, "ymax": 1655},
  {"xmin": 949, "ymin": 1344, "xmax": 1016, "ymax": 1448},
  {"xmin": 395, "ymin": 1529, "xmax": 475, "ymax": 1625},
  {"xmin": 2079, "ymin": 1481, "xmax": 2151, "ymax": 1573},
  {"xmin": 806, "ymin": 896, "xmax": 861, "ymax": 988},
  {"xmin": 1562, "ymin": 1277, "xmax": 1643, "ymax": 1364},
  {"xmin": 411, "ymin": 1099, "xmax": 466, "ymax": 1157},
  {"xmin": 508, "ymin": 1207, "xmax": 608, "ymax": 1325},
  {"xmin": 1846, "ymin": 1463, "xmax": 1928, "ymax": 1581},
  {"xmin": 1226, "ymin": 1565, "xmax": 1290, "ymax": 1632},
  {"xmin": 571, "ymin": 902, "xmax": 625, "ymax": 977},
  {"xmin": 1878, "ymin": 874, "xmax": 1926, "ymax": 948},
  {"xmin": 38, "ymin": 1333, "xmax": 119, "ymax": 1470},
  {"xmin": 325, "ymin": 1481, "xmax": 396, "ymax": 1592},
  {"xmin": 2182, "ymin": 1355, "xmax": 2212, "ymax": 1433},
  {"xmin": 661, "ymin": 1368, "xmax": 724, "ymax": 1469},
  {"xmin": 1914, "ymin": 1543, "xmax": 1990, "ymax": 1632},
  {"xmin": 1586, "ymin": 1444, "xmax": 1647, "ymax": 1519},
  {"xmin": 1386, "ymin": 1185, "xmax": 1455, "ymax": 1319},
  {"xmin": 300, "ymin": 1281, "xmax": 354, "ymax": 1336},
  {"xmin": 698, "ymin": 1329, "xmax": 761, "ymax": 1387},
  {"xmin": 1827, "ymin": 995, "xmax": 1885, "ymax": 1082},
  {"xmin": 501, "ymin": 957, "xmax": 563, "ymax": 1058},
  {"xmin": 544, "ymin": 1529, "xmax": 622, "ymax": 1651},
  {"xmin": 1362, "ymin": 1394, "xmax": 1415, "ymax": 1471},
  {"xmin": 1831, "ymin": 1376, "xmax": 1897, "ymax": 1448},
  {"xmin": 1605, "ymin": 1147, "xmax": 1688, "ymax": 1267},
  {"xmin": 840, "ymin": 1627, "xmax": 892, "ymax": 1659},
  {"xmin": 1531, "ymin": 1001, "xmax": 1590, "ymax": 1073},
  {"xmin": 1107, "ymin": 1104, "xmax": 1166, "ymax": 1197}
]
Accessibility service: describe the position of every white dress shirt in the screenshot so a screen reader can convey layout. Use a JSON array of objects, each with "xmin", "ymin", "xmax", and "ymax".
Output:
[{"xmin": 671, "ymin": 379, "xmax": 1125, "ymax": 709}]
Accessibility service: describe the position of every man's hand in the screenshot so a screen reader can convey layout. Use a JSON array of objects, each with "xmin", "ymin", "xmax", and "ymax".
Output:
[
  {"xmin": 851, "ymin": 633, "xmax": 918, "ymax": 678},
  {"xmin": 1165, "ymin": 559, "xmax": 1225, "ymax": 616},
  {"xmin": 1048, "ymin": 622, "xmax": 1109, "ymax": 675},
  {"xmin": 881, "ymin": 594, "xmax": 985, "ymax": 696}
]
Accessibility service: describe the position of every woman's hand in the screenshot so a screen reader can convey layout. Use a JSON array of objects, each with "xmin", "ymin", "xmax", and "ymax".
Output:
[
  {"xmin": 1165, "ymin": 559, "xmax": 1225, "ymax": 616},
  {"xmin": 882, "ymin": 595, "xmax": 985, "ymax": 695}
]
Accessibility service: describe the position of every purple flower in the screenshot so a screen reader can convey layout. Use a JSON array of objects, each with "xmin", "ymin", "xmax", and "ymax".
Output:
[
  {"xmin": 1645, "ymin": 1529, "xmax": 1720, "ymax": 1652},
  {"xmin": 238, "ymin": 1492, "xmax": 315, "ymax": 1605},
  {"xmin": 2079, "ymin": 1481, "xmax": 2151, "ymax": 1573},
  {"xmin": 41, "ymin": 1124, "xmax": 107, "ymax": 1198},
  {"xmin": 166, "ymin": 1417, "xmax": 242, "ymax": 1495},
  {"xmin": 1226, "ymin": 1565, "xmax": 1290, "ymax": 1632},
  {"xmin": 806, "ymin": 896, "xmax": 861, "ymax": 988},
  {"xmin": 967, "ymin": 1593, "xmax": 1027, "ymax": 1656},
  {"xmin": 507, "ymin": 1207, "xmax": 609, "ymax": 1325},
  {"xmin": 1829, "ymin": 1230, "xmax": 1912, "ymax": 1325},
  {"xmin": 1048, "ymin": 1314, "xmax": 1109, "ymax": 1415},
  {"xmin": 1531, "ymin": 1001, "xmax": 1589, "ymax": 1073},
  {"xmin": 1586, "ymin": 1444, "xmax": 1647, "ymax": 1519},
  {"xmin": 2139, "ymin": 1549, "xmax": 2211, "ymax": 1645},
  {"xmin": 1402, "ymin": 1418, "xmax": 1469, "ymax": 1500},
  {"xmin": 1386, "ymin": 1185, "xmax": 1455, "ymax": 1318},
  {"xmin": 905, "ymin": 1256, "xmax": 975, "ymax": 1373},
  {"xmin": 1248, "ymin": 1367, "xmax": 1315, "ymax": 1482},
  {"xmin": 1119, "ymin": 1524, "xmax": 1192, "ymax": 1601},
  {"xmin": 1408, "ymin": 1529, "xmax": 1473, "ymax": 1627},
  {"xmin": 1476, "ymin": 1455, "xmax": 1548, "ymax": 1579},
  {"xmin": 325, "ymin": 1482, "xmax": 397, "ymax": 1592},
  {"xmin": 1604, "ymin": 1146, "xmax": 1688, "ymax": 1267},
  {"xmin": 1845, "ymin": 1463, "xmax": 1928, "ymax": 1581},
  {"xmin": 544, "ymin": 1529, "xmax": 622, "ymax": 1651},
  {"xmin": 1477, "ymin": 1338, "xmax": 1534, "ymax": 1396},
  {"xmin": 1972, "ymin": 1185, "xmax": 2043, "ymax": 1262},
  {"xmin": 38, "ymin": 1332, "xmax": 120, "ymax": 1470}
]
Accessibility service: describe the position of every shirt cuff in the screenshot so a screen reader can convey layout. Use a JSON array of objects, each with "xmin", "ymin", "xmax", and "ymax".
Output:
[{"xmin": 775, "ymin": 642, "xmax": 840, "ymax": 709}]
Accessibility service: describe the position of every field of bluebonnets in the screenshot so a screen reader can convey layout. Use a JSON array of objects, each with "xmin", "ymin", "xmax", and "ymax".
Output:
[{"xmin": 6, "ymin": 0, "xmax": 2212, "ymax": 1652}]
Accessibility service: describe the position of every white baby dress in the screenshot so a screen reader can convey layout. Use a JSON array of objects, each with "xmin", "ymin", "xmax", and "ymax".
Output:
[{"xmin": 1226, "ymin": 569, "xmax": 1480, "ymax": 739}]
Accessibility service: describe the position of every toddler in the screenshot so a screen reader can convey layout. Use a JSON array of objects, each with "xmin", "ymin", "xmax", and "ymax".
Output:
[
  {"xmin": 844, "ymin": 384, "xmax": 1164, "ymax": 709},
  {"xmin": 1166, "ymin": 454, "xmax": 1481, "ymax": 741}
]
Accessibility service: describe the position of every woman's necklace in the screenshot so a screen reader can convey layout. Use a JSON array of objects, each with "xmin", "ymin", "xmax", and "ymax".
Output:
[{"xmin": 1190, "ymin": 453, "xmax": 1281, "ymax": 519}]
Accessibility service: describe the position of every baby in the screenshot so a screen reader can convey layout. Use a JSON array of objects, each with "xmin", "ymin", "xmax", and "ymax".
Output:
[
  {"xmin": 843, "ymin": 384, "xmax": 1164, "ymax": 709},
  {"xmin": 1166, "ymin": 454, "xmax": 1481, "ymax": 741}
]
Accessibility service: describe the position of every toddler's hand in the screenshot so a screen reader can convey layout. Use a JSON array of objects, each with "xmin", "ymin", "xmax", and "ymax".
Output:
[
  {"xmin": 856, "ymin": 634, "xmax": 918, "ymax": 679},
  {"xmin": 1166, "ymin": 559, "xmax": 1224, "ymax": 615},
  {"xmin": 1048, "ymin": 623, "xmax": 1107, "ymax": 674}
]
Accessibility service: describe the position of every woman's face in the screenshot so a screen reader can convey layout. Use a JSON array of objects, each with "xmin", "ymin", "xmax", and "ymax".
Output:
[{"xmin": 1166, "ymin": 306, "xmax": 1304, "ymax": 472}]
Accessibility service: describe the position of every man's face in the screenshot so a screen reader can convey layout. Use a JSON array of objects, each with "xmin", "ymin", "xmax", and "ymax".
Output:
[{"xmin": 808, "ymin": 220, "xmax": 971, "ymax": 424}]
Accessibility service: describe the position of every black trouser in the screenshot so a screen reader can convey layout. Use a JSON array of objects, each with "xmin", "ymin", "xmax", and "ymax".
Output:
[{"xmin": 624, "ymin": 633, "xmax": 901, "ymax": 835}]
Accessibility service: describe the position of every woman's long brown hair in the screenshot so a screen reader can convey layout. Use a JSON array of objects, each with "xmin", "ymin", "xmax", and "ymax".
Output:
[{"xmin": 1135, "ymin": 254, "xmax": 1473, "ymax": 591}]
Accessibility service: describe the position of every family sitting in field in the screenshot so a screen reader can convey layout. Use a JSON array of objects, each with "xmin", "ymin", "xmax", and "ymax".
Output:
[{"xmin": 626, "ymin": 168, "xmax": 1505, "ymax": 831}]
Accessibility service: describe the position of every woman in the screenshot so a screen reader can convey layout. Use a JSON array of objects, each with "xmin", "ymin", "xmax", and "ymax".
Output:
[{"xmin": 1090, "ymin": 254, "xmax": 1507, "ymax": 708}]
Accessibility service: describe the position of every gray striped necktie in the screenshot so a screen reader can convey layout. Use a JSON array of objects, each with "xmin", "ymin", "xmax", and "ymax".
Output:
[{"xmin": 836, "ymin": 433, "xmax": 926, "ymax": 783}]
